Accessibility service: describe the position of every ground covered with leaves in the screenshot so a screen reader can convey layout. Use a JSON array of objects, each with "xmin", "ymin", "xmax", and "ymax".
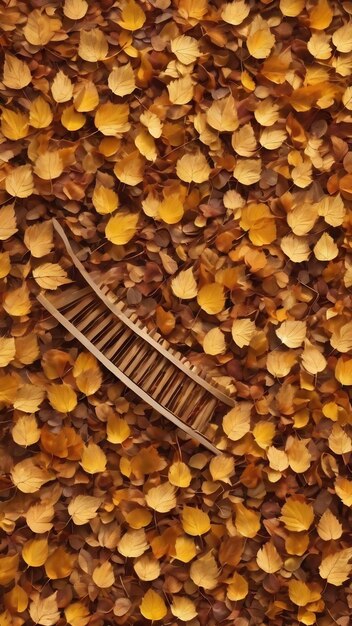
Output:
[{"xmin": 1, "ymin": 0, "xmax": 352, "ymax": 624}]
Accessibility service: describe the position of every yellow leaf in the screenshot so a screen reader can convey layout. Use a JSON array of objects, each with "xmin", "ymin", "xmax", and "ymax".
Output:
[
  {"xmin": 221, "ymin": 0, "xmax": 250, "ymax": 25},
  {"xmin": 68, "ymin": 495, "xmax": 101, "ymax": 525},
  {"xmin": 134, "ymin": 555, "xmax": 160, "ymax": 581},
  {"xmin": 206, "ymin": 94, "xmax": 239, "ymax": 132},
  {"xmin": 197, "ymin": 283, "xmax": 225, "ymax": 314},
  {"xmin": 11, "ymin": 458, "xmax": 54, "ymax": 493},
  {"xmin": 190, "ymin": 551, "xmax": 219, "ymax": 589},
  {"xmin": 181, "ymin": 506, "xmax": 211, "ymax": 536},
  {"xmin": 317, "ymin": 509, "xmax": 343, "ymax": 541},
  {"xmin": 158, "ymin": 192, "xmax": 184, "ymax": 224},
  {"xmin": 227, "ymin": 572, "xmax": 249, "ymax": 600},
  {"xmin": 288, "ymin": 580, "xmax": 312, "ymax": 607},
  {"xmin": 253, "ymin": 421, "xmax": 275, "ymax": 449},
  {"xmin": 319, "ymin": 549, "xmax": 352, "ymax": 586},
  {"xmin": 106, "ymin": 212, "xmax": 139, "ymax": 245},
  {"xmin": 107, "ymin": 415, "xmax": 131, "ymax": 444},
  {"xmin": 0, "ymin": 204, "xmax": 17, "ymax": 240},
  {"xmin": 0, "ymin": 252, "xmax": 10, "ymax": 279},
  {"xmin": 329, "ymin": 424, "xmax": 352, "ymax": 455},
  {"xmin": 0, "ymin": 337, "xmax": 15, "ymax": 367},
  {"xmin": 287, "ymin": 204, "xmax": 318, "ymax": 235},
  {"xmin": 222, "ymin": 402, "xmax": 251, "ymax": 441},
  {"xmin": 280, "ymin": 0, "xmax": 305, "ymax": 16},
  {"xmin": 145, "ymin": 482, "xmax": 177, "ymax": 513},
  {"xmin": 168, "ymin": 461, "xmax": 192, "ymax": 487},
  {"xmin": 330, "ymin": 321, "xmax": 352, "ymax": 353},
  {"xmin": 24, "ymin": 10, "xmax": 61, "ymax": 46},
  {"xmin": 51, "ymin": 71, "xmax": 73, "ymax": 103},
  {"xmin": 118, "ymin": 529, "xmax": 148, "ymax": 557},
  {"xmin": 24, "ymin": 221, "xmax": 53, "ymax": 258},
  {"xmin": 276, "ymin": 319, "xmax": 306, "ymax": 348},
  {"xmin": 232, "ymin": 123, "xmax": 257, "ymax": 157},
  {"xmin": 332, "ymin": 23, "xmax": 352, "ymax": 53},
  {"xmin": 171, "ymin": 268, "xmax": 197, "ymax": 299},
  {"xmin": 3, "ymin": 283, "xmax": 31, "ymax": 316},
  {"xmin": 0, "ymin": 373, "xmax": 19, "ymax": 405},
  {"xmin": 307, "ymin": 32, "xmax": 332, "ymax": 60},
  {"xmin": 74, "ymin": 81, "xmax": 99, "ymax": 112},
  {"xmin": 234, "ymin": 158, "xmax": 262, "ymax": 185},
  {"xmin": 108, "ymin": 63, "xmax": 136, "ymax": 96},
  {"xmin": 281, "ymin": 234, "xmax": 310, "ymax": 263},
  {"xmin": 92, "ymin": 186, "xmax": 119, "ymax": 215},
  {"xmin": 114, "ymin": 152, "xmax": 145, "ymax": 185},
  {"xmin": 65, "ymin": 602, "xmax": 90, "ymax": 626},
  {"xmin": 29, "ymin": 96, "xmax": 53, "ymax": 129},
  {"xmin": 301, "ymin": 340, "xmax": 327, "ymax": 374},
  {"xmin": 140, "ymin": 110, "xmax": 162, "ymax": 138},
  {"xmin": 12, "ymin": 414, "xmax": 40, "ymax": 446},
  {"xmin": 267, "ymin": 446, "xmax": 289, "ymax": 471},
  {"xmin": 232, "ymin": 318, "xmax": 256, "ymax": 348},
  {"xmin": 14, "ymin": 383, "xmax": 44, "ymax": 413},
  {"xmin": 235, "ymin": 502, "xmax": 261, "ymax": 538},
  {"xmin": 171, "ymin": 35, "xmax": 200, "ymax": 65},
  {"xmin": 92, "ymin": 561, "xmax": 115, "ymax": 588},
  {"xmin": 203, "ymin": 327, "xmax": 226, "ymax": 355},
  {"xmin": 26, "ymin": 502, "xmax": 54, "ymax": 534},
  {"xmin": 29, "ymin": 593, "xmax": 60, "ymax": 626},
  {"xmin": 124, "ymin": 508, "xmax": 152, "ymax": 529},
  {"xmin": 63, "ymin": 0, "xmax": 88, "ymax": 19},
  {"xmin": 80, "ymin": 442, "xmax": 107, "ymax": 474},
  {"xmin": 313, "ymin": 232, "xmax": 338, "ymax": 261},
  {"xmin": 4, "ymin": 585, "xmax": 28, "ymax": 613},
  {"xmin": 94, "ymin": 102, "xmax": 130, "ymax": 136},
  {"xmin": 34, "ymin": 151, "xmax": 63, "ymax": 180},
  {"xmin": 47, "ymin": 383, "xmax": 77, "ymax": 413},
  {"xmin": 78, "ymin": 29, "xmax": 108, "ymax": 61},
  {"xmin": 3, "ymin": 54, "xmax": 31, "ymax": 89},
  {"xmin": 209, "ymin": 454, "xmax": 234, "ymax": 483},
  {"xmin": 61, "ymin": 106, "xmax": 85, "ymax": 131},
  {"xmin": 254, "ymin": 98, "xmax": 279, "ymax": 126},
  {"xmin": 287, "ymin": 437, "xmax": 311, "ymax": 472},
  {"xmin": 0, "ymin": 554, "xmax": 19, "ymax": 585},
  {"xmin": 247, "ymin": 15, "xmax": 275, "ymax": 59},
  {"xmin": 5, "ymin": 164, "xmax": 34, "ymax": 198},
  {"xmin": 256, "ymin": 542, "xmax": 283, "ymax": 573},
  {"xmin": 176, "ymin": 150, "xmax": 211, "ymax": 183},
  {"xmin": 335, "ymin": 476, "xmax": 352, "ymax": 507},
  {"xmin": 260, "ymin": 127, "xmax": 287, "ymax": 150},
  {"xmin": 280, "ymin": 497, "xmax": 314, "ymax": 532},
  {"xmin": 34, "ymin": 262, "xmax": 70, "ymax": 290},
  {"xmin": 171, "ymin": 597, "xmax": 197, "ymax": 621},
  {"xmin": 117, "ymin": 0, "xmax": 146, "ymax": 31},
  {"xmin": 174, "ymin": 536, "xmax": 196, "ymax": 562},
  {"xmin": 135, "ymin": 130, "xmax": 157, "ymax": 161},
  {"xmin": 335, "ymin": 357, "xmax": 352, "ymax": 385},
  {"xmin": 309, "ymin": 0, "xmax": 333, "ymax": 30},
  {"xmin": 168, "ymin": 75, "xmax": 194, "ymax": 105},
  {"xmin": 22, "ymin": 538, "xmax": 49, "ymax": 567},
  {"xmin": 140, "ymin": 589, "xmax": 167, "ymax": 621},
  {"xmin": 178, "ymin": 0, "xmax": 208, "ymax": 21},
  {"xmin": 1, "ymin": 108, "xmax": 29, "ymax": 140}
]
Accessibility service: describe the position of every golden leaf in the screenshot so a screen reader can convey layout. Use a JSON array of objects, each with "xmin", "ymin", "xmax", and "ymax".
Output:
[
  {"xmin": 227, "ymin": 572, "xmax": 249, "ymax": 600},
  {"xmin": 29, "ymin": 96, "xmax": 53, "ymax": 129},
  {"xmin": 95, "ymin": 102, "xmax": 130, "ymax": 136},
  {"xmin": 287, "ymin": 437, "xmax": 311, "ymax": 473},
  {"xmin": 61, "ymin": 106, "xmax": 85, "ymax": 131},
  {"xmin": 171, "ymin": 35, "xmax": 200, "ymax": 65},
  {"xmin": 309, "ymin": 0, "xmax": 333, "ymax": 30},
  {"xmin": 47, "ymin": 383, "xmax": 77, "ymax": 413},
  {"xmin": 63, "ymin": 0, "xmax": 88, "ymax": 19},
  {"xmin": 12, "ymin": 414, "xmax": 40, "ymax": 446},
  {"xmin": 0, "ymin": 337, "xmax": 15, "ymax": 368},
  {"xmin": 233, "ymin": 158, "xmax": 262, "ymax": 185},
  {"xmin": 168, "ymin": 461, "xmax": 192, "ymax": 487},
  {"xmin": 313, "ymin": 232, "xmax": 339, "ymax": 261},
  {"xmin": 260, "ymin": 127, "xmax": 287, "ymax": 150},
  {"xmin": 280, "ymin": 497, "xmax": 314, "ymax": 532},
  {"xmin": 78, "ymin": 29, "xmax": 108, "ymax": 61},
  {"xmin": 307, "ymin": 32, "xmax": 332, "ymax": 60},
  {"xmin": 176, "ymin": 151, "xmax": 211, "ymax": 183},
  {"xmin": 107, "ymin": 415, "xmax": 131, "ymax": 444},
  {"xmin": 256, "ymin": 541, "xmax": 283, "ymax": 573},
  {"xmin": 29, "ymin": 593, "xmax": 60, "ymax": 626},
  {"xmin": 34, "ymin": 151, "xmax": 64, "ymax": 180},
  {"xmin": 178, "ymin": 0, "xmax": 207, "ymax": 21},
  {"xmin": 281, "ymin": 234, "xmax": 310, "ymax": 263},
  {"xmin": 235, "ymin": 503, "xmax": 261, "ymax": 538},
  {"xmin": 135, "ymin": 130, "xmax": 157, "ymax": 161},
  {"xmin": 140, "ymin": 110, "xmax": 162, "ymax": 138},
  {"xmin": 92, "ymin": 561, "xmax": 115, "ymax": 588},
  {"xmin": 171, "ymin": 268, "xmax": 197, "ymax": 299},
  {"xmin": 232, "ymin": 318, "xmax": 256, "ymax": 348},
  {"xmin": 114, "ymin": 152, "xmax": 145, "ymax": 185},
  {"xmin": 26, "ymin": 502, "xmax": 55, "ymax": 534},
  {"xmin": 4, "ymin": 585, "xmax": 28, "ymax": 613},
  {"xmin": 145, "ymin": 482, "xmax": 177, "ymax": 513},
  {"xmin": 33, "ymin": 263, "xmax": 70, "ymax": 290},
  {"xmin": 301, "ymin": 340, "xmax": 327, "ymax": 374},
  {"xmin": 206, "ymin": 95, "xmax": 239, "ymax": 132},
  {"xmin": 65, "ymin": 603, "xmax": 90, "ymax": 626},
  {"xmin": 317, "ymin": 509, "xmax": 343, "ymax": 541},
  {"xmin": 267, "ymin": 446, "xmax": 289, "ymax": 471},
  {"xmin": 171, "ymin": 597, "xmax": 197, "ymax": 621},
  {"xmin": 140, "ymin": 589, "xmax": 167, "ymax": 621},
  {"xmin": 197, "ymin": 283, "xmax": 225, "ymax": 314},
  {"xmin": 68, "ymin": 495, "xmax": 101, "ymax": 525},
  {"xmin": 330, "ymin": 321, "xmax": 352, "ymax": 353},
  {"xmin": 288, "ymin": 580, "xmax": 312, "ymax": 607},
  {"xmin": 134, "ymin": 555, "xmax": 160, "ymax": 581},
  {"xmin": 5, "ymin": 165, "xmax": 34, "ymax": 198},
  {"xmin": 168, "ymin": 75, "xmax": 194, "ymax": 105},
  {"xmin": 24, "ymin": 221, "xmax": 53, "ymax": 258},
  {"xmin": 209, "ymin": 454, "xmax": 234, "ymax": 483},
  {"xmin": 328, "ymin": 424, "xmax": 352, "ymax": 455},
  {"xmin": 92, "ymin": 186, "xmax": 119, "ymax": 215},
  {"xmin": 0, "ymin": 554, "xmax": 19, "ymax": 585},
  {"xmin": 118, "ymin": 529, "xmax": 148, "ymax": 557},
  {"xmin": 335, "ymin": 357, "xmax": 352, "ymax": 385},
  {"xmin": 181, "ymin": 506, "xmax": 211, "ymax": 536},
  {"xmin": 232, "ymin": 123, "xmax": 257, "ymax": 157},
  {"xmin": 24, "ymin": 10, "xmax": 61, "ymax": 46},
  {"xmin": 319, "ymin": 549, "xmax": 352, "ymax": 586},
  {"xmin": 80, "ymin": 443, "xmax": 107, "ymax": 474},
  {"xmin": 117, "ymin": 0, "xmax": 146, "ymax": 31},
  {"xmin": 174, "ymin": 536, "xmax": 196, "ymax": 562},
  {"xmin": 222, "ymin": 402, "xmax": 251, "ymax": 441},
  {"xmin": 276, "ymin": 319, "xmax": 306, "ymax": 348},
  {"xmin": 22, "ymin": 538, "xmax": 49, "ymax": 567},
  {"xmin": 247, "ymin": 15, "xmax": 275, "ymax": 59},
  {"xmin": 74, "ymin": 81, "xmax": 99, "ymax": 112},
  {"xmin": 332, "ymin": 23, "xmax": 352, "ymax": 53},
  {"xmin": 0, "ymin": 373, "xmax": 19, "ymax": 405},
  {"xmin": 280, "ymin": 0, "xmax": 305, "ymax": 16},
  {"xmin": 335, "ymin": 476, "xmax": 352, "ymax": 507},
  {"xmin": 0, "ymin": 204, "xmax": 17, "ymax": 240},
  {"xmin": 203, "ymin": 327, "xmax": 226, "ymax": 355},
  {"xmin": 0, "ymin": 252, "xmax": 10, "ymax": 279},
  {"xmin": 106, "ymin": 212, "xmax": 139, "ymax": 245},
  {"xmin": 108, "ymin": 63, "xmax": 136, "ymax": 97},
  {"xmin": 3, "ymin": 54, "xmax": 31, "ymax": 89},
  {"xmin": 3, "ymin": 283, "xmax": 31, "ymax": 316},
  {"xmin": 190, "ymin": 551, "xmax": 219, "ymax": 589},
  {"xmin": 1, "ymin": 108, "xmax": 29, "ymax": 140},
  {"xmin": 51, "ymin": 71, "xmax": 73, "ymax": 103},
  {"xmin": 221, "ymin": 0, "xmax": 250, "ymax": 25},
  {"xmin": 11, "ymin": 458, "xmax": 54, "ymax": 493},
  {"xmin": 253, "ymin": 421, "xmax": 275, "ymax": 449}
]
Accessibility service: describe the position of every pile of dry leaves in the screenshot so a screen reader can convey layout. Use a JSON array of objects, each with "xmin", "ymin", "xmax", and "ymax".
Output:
[{"xmin": 1, "ymin": 0, "xmax": 352, "ymax": 624}]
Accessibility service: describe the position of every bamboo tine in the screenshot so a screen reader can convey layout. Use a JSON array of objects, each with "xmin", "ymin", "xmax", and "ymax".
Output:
[
  {"xmin": 94, "ymin": 324, "xmax": 124, "ymax": 351},
  {"xmin": 85, "ymin": 314, "xmax": 116, "ymax": 342},
  {"xmin": 133, "ymin": 351, "xmax": 160, "ymax": 384},
  {"xmin": 63, "ymin": 294, "xmax": 95, "ymax": 321},
  {"xmin": 151, "ymin": 364, "xmax": 177, "ymax": 399},
  {"xmin": 76, "ymin": 305, "xmax": 106, "ymax": 332},
  {"xmin": 192, "ymin": 397, "xmax": 217, "ymax": 432},
  {"xmin": 105, "ymin": 328, "xmax": 131, "ymax": 359},
  {"xmin": 170, "ymin": 380, "xmax": 197, "ymax": 414},
  {"xmin": 124, "ymin": 343, "xmax": 151, "ymax": 377},
  {"xmin": 48, "ymin": 286, "xmax": 91, "ymax": 310},
  {"xmin": 181, "ymin": 388, "xmax": 206, "ymax": 422},
  {"xmin": 159, "ymin": 371, "xmax": 184, "ymax": 406},
  {"xmin": 116, "ymin": 337, "xmax": 144, "ymax": 372},
  {"xmin": 111, "ymin": 332, "xmax": 136, "ymax": 363},
  {"xmin": 140, "ymin": 358, "xmax": 167, "ymax": 392}
]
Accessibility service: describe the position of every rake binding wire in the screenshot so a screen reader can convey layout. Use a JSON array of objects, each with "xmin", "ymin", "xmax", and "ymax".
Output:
[{"xmin": 37, "ymin": 219, "xmax": 236, "ymax": 454}]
